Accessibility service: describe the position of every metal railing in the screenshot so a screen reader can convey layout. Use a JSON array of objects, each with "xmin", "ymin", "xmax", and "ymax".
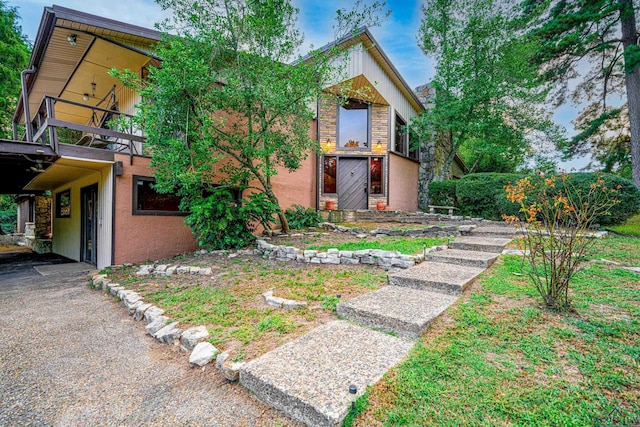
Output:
[{"xmin": 30, "ymin": 93, "xmax": 145, "ymax": 157}]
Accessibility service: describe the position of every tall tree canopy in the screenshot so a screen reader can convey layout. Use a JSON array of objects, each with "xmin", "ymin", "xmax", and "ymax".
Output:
[
  {"xmin": 523, "ymin": 0, "xmax": 640, "ymax": 188},
  {"xmin": 114, "ymin": 0, "xmax": 385, "ymax": 243},
  {"xmin": 0, "ymin": 0, "xmax": 30, "ymax": 139},
  {"xmin": 415, "ymin": 0, "xmax": 559, "ymax": 187}
]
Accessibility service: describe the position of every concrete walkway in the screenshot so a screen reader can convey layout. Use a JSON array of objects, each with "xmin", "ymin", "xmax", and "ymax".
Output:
[
  {"xmin": 0, "ymin": 252, "xmax": 297, "ymax": 427},
  {"xmin": 240, "ymin": 226, "xmax": 515, "ymax": 427}
]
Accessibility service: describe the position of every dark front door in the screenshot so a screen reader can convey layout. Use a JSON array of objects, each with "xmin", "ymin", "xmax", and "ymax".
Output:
[
  {"xmin": 338, "ymin": 158, "xmax": 368, "ymax": 210},
  {"xmin": 81, "ymin": 184, "xmax": 98, "ymax": 265}
]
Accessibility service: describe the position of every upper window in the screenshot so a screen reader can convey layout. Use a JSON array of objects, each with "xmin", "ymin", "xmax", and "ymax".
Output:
[
  {"xmin": 132, "ymin": 176, "xmax": 184, "ymax": 215},
  {"xmin": 394, "ymin": 114, "xmax": 407, "ymax": 154},
  {"xmin": 408, "ymin": 129, "xmax": 419, "ymax": 160},
  {"xmin": 338, "ymin": 99, "xmax": 370, "ymax": 149}
]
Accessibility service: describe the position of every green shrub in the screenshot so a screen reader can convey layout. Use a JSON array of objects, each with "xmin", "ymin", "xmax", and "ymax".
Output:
[
  {"xmin": 455, "ymin": 173, "xmax": 523, "ymax": 220},
  {"xmin": 428, "ymin": 180, "xmax": 458, "ymax": 207},
  {"xmin": 557, "ymin": 173, "xmax": 640, "ymax": 225},
  {"xmin": 284, "ymin": 204, "xmax": 321, "ymax": 229}
]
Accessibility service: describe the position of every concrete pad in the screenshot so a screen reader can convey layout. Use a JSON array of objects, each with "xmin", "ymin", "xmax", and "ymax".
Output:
[
  {"xmin": 448, "ymin": 236, "xmax": 512, "ymax": 253},
  {"xmin": 389, "ymin": 261, "xmax": 484, "ymax": 295},
  {"xmin": 425, "ymin": 249, "xmax": 499, "ymax": 268},
  {"xmin": 337, "ymin": 286, "xmax": 457, "ymax": 338},
  {"xmin": 240, "ymin": 320, "xmax": 413, "ymax": 427},
  {"xmin": 34, "ymin": 262, "xmax": 95, "ymax": 276}
]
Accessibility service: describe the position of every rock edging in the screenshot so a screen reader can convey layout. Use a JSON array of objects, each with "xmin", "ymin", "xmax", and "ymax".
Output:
[{"xmin": 89, "ymin": 273, "xmax": 244, "ymax": 381}]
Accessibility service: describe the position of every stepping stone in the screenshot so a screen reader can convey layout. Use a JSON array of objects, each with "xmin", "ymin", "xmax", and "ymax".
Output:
[
  {"xmin": 389, "ymin": 261, "xmax": 485, "ymax": 295},
  {"xmin": 448, "ymin": 236, "xmax": 512, "ymax": 253},
  {"xmin": 240, "ymin": 321, "xmax": 413, "ymax": 427},
  {"xmin": 425, "ymin": 249, "xmax": 499, "ymax": 268},
  {"xmin": 470, "ymin": 226, "xmax": 519, "ymax": 238},
  {"xmin": 336, "ymin": 286, "xmax": 457, "ymax": 338}
]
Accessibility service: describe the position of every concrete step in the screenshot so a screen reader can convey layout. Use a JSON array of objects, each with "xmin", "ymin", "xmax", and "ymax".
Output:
[
  {"xmin": 240, "ymin": 321, "xmax": 413, "ymax": 427},
  {"xmin": 448, "ymin": 236, "xmax": 512, "ymax": 253},
  {"xmin": 388, "ymin": 261, "xmax": 485, "ymax": 295},
  {"xmin": 470, "ymin": 226, "xmax": 519, "ymax": 238},
  {"xmin": 425, "ymin": 249, "xmax": 499, "ymax": 268},
  {"xmin": 336, "ymin": 286, "xmax": 457, "ymax": 338}
]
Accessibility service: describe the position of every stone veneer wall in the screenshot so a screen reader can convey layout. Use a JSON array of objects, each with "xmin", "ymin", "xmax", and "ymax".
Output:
[
  {"xmin": 318, "ymin": 96, "xmax": 390, "ymax": 211},
  {"xmin": 34, "ymin": 195, "xmax": 52, "ymax": 238}
]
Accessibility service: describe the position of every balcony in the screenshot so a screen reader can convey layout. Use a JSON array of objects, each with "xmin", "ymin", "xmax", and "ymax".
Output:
[{"xmin": 29, "ymin": 91, "xmax": 145, "ymax": 160}]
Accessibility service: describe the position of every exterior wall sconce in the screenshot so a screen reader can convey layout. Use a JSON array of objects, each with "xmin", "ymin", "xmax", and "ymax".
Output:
[
  {"xmin": 375, "ymin": 140, "xmax": 383, "ymax": 151},
  {"xmin": 67, "ymin": 34, "xmax": 77, "ymax": 46},
  {"xmin": 82, "ymin": 94, "xmax": 89, "ymax": 101},
  {"xmin": 325, "ymin": 138, "xmax": 332, "ymax": 150}
]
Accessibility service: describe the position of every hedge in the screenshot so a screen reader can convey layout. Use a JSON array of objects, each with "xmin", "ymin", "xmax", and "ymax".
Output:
[{"xmin": 428, "ymin": 172, "xmax": 640, "ymax": 225}]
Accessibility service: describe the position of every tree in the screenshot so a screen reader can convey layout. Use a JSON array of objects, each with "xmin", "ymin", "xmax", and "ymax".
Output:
[
  {"xmin": 114, "ymin": 0, "xmax": 386, "ymax": 243},
  {"xmin": 414, "ymin": 0, "xmax": 559, "ymax": 208},
  {"xmin": 523, "ymin": 0, "xmax": 640, "ymax": 189},
  {"xmin": 0, "ymin": 0, "xmax": 30, "ymax": 139}
]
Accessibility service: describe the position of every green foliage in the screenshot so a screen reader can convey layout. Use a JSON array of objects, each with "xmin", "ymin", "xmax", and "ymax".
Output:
[
  {"xmin": 256, "ymin": 315, "xmax": 295, "ymax": 334},
  {"xmin": 448, "ymin": 172, "xmax": 639, "ymax": 224},
  {"xmin": 0, "ymin": 194, "xmax": 16, "ymax": 234},
  {"xmin": 522, "ymin": 0, "xmax": 640, "ymax": 188},
  {"xmin": 321, "ymin": 295, "xmax": 339, "ymax": 312},
  {"xmin": 565, "ymin": 173, "xmax": 640, "ymax": 225},
  {"xmin": 112, "ymin": 0, "xmax": 387, "ymax": 234},
  {"xmin": 0, "ymin": 1, "xmax": 30, "ymax": 139},
  {"xmin": 428, "ymin": 180, "xmax": 457, "ymax": 206},
  {"xmin": 183, "ymin": 187, "xmax": 280, "ymax": 250},
  {"xmin": 606, "ymin": 213, "xmax": 640, "ymax": 237},
  {"xmin": 455, "ymin": 173, "xmax": 523, "ymax": 220},
  {"xmin": 415, "ymin": 0, "xmax": 559, "ymax": 181},
  {"xmin": 284, "ymin": 204, "xmax": 321, "ymax": 230}
]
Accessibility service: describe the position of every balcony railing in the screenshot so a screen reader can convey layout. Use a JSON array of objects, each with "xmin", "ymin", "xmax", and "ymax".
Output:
[{"xmin": 30, "ymin": 94, "xmax": 145, "ymax": 158}]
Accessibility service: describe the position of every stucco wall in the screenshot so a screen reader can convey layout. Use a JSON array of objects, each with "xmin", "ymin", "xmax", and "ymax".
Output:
[
  {"xmin": 52, "ymin": 172, "xmax": 101, "ymax": 262},
  {"xmin": 388, "ymin": 153, "xmax": 419, "ymax": 211},
  {"xmin": 113, "ymin": 154, "xmax": 197, "ymax": 265}
]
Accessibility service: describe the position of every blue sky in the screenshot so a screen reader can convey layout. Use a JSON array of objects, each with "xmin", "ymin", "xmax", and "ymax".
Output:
[{"xmin": 8, "ymin": 0, "xmax": 589, "ymax": 170}]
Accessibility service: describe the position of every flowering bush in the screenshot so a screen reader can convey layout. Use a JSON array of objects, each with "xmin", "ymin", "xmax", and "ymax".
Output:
[{"xmin": 504, "ymin": 172, "xmax": 620, "ymax": 311}]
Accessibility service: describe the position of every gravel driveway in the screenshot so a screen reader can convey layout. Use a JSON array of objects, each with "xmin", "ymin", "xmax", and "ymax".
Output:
[{"xmin": 0, "ymin": 252, "xmax": 297, "ymax": 426}]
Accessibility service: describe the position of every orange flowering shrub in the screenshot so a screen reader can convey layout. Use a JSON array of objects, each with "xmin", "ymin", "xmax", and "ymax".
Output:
[{"xmin": 503, "ymin": 172, "xmax": 620, "ymax": 311}]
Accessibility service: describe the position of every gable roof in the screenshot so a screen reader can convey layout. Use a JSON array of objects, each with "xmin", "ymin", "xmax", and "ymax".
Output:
[{"xmin": 300, "ymin": 27, "xmax": 425, "ymax": 113}]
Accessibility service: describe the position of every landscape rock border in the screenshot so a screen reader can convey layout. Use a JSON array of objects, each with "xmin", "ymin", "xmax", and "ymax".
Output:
[{"xmin": 89, "ymin": 274, "xmax": 244, "ymax": 381}]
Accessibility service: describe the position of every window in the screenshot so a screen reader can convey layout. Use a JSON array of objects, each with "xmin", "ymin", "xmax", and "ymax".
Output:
[
  {"xmin": 394, "ymin": 113, "xmax": 407, "ymax": 154},
  {"xmin": 408, "ymin": 130, "xmax": 419, "ymax": 160},
  {"xmin": 55, "ymin": 189, "xmax": 71, "ymax": 218},
  {"xmin": 132, "ymin": 176, "xmax": 184, "ymax": 215},
  {"xmin": 338, "ymin": 99, "xmax": 370, "ymax": 149},
  {"xmin": 370, "ymin": 157, "xmax": 384, "ymax": 195},
  {"xmin": 323, "ymin": 156, "xmax": 337, "ymax": 194}
]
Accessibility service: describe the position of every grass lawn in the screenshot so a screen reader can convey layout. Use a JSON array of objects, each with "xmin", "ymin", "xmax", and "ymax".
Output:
[
  {"xmin": 105, "ymin": 254, "xmax": 387, "ymax": 361},
  {"xmin": 350, "ymin": 235, "xmax": 640, "ymax": 426},
  {"xmin": 308, "ymin": 237, "xmax": 446, "ymax": 254},
  {"xmin": 607, "ymin": 213, "xmax": 640, "ymax": 237}
]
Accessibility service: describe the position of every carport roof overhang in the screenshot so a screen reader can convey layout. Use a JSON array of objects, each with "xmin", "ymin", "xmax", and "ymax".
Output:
[{"xmin": 24, "ymin": 156, "xmax": 113, "ymax": 192}]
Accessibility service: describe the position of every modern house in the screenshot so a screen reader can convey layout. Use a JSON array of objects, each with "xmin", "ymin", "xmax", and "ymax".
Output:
[{"xmin": 1, "ymin": 6, "xmax": 464, "ymax": 269}]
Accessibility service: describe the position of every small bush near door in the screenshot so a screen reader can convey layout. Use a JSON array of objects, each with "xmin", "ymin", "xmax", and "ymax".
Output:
[{"xmin": 285, "ymin": 204, "xmax": 321, "ymax": 230}]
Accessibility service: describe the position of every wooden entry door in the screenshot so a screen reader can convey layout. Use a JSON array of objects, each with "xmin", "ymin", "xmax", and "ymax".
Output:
[
  {"xmin": 338, "ymin": 158, "xmax": 368, "ymax": 210},
  {"xmin": 80, "ymin": 184, "xmax": 98, "ymax": 265}
]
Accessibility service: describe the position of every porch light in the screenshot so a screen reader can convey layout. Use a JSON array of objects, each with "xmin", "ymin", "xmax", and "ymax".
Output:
[
  {"xmin": 375, "ymin": 140, "xmax": 383, "ymax": 151},
  {"xmin": 83, "ymin": 94, "xmax": 89, "ymax": 101},
  {"xmin": 67, "ymin": 34, "xmax": 77, "ymax": 46},
  {"xmin": 325, "ymin": 138, "xmax": 331, "ymax": 150},
  {"xmin": 91, "ymin": 82, "xmax": 96, "ymax": 98}
]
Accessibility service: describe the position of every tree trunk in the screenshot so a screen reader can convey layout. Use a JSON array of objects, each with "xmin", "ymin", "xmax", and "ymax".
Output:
[{"xmin": 620, "ymin": 0, "xmax": 640, "ymax": 190}]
